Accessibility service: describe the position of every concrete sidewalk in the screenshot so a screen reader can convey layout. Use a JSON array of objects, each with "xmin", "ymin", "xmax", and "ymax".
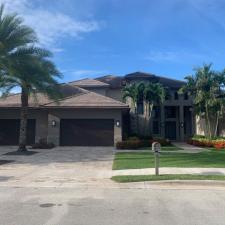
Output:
[
  {"xmin": 172, "ymin": 142, "xmax": 208, "ymax": 153},
  {"xmin": 113, "ymin": 167, "xmax": 225, "ymax": 176}
]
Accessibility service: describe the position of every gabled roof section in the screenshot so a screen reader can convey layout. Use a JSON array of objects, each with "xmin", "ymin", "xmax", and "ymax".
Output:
[
  {"xmin": 125, "ymin": 71, "xmax": 157, "ymax": 80},
  {"xmin": 69, "ymin": 78, "xmax": 109, "ymax": 88},
  {"xmin": 125, "ymin": 71, "xmax": 186, "ymax": 89},
  {"xmin": 42, "ymin": 91, "xmax": 128, "ymax": 109},
  {"xmin": 0, "ymin": 85, "xmax": 88, "ymax": 108},
  {"xmin": 95, "ymin": 75, "xmax": 124, "ymax": 88}
]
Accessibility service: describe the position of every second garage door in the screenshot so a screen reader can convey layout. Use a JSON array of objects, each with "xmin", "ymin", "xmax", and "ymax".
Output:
[
  {"xmin": 60, "ymin": 119, "xmax": 114, "ymax": 146},
  {"xmin": 0, "ymin": 119, "xmax": 36, "ymax": 145}
]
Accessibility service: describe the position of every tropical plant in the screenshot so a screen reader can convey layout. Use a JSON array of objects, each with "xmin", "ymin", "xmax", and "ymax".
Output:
[
  {"xmin": 144, "ymin": 82, "xmax": 165, "ymax": 118},
  {"xmin": 0, "ymin": 4, "xmax": 62, "ymax": 151},
  {"xmin": 180, "ymin": 64, "xmax": 225, "ymax": 138},
  {"xmin": 122, "ymin": 83, "xmax": 139, "ymax": 113},
  {"xmin": 123, "ymin": 81, "xmax": 166, "ymax": 135}
]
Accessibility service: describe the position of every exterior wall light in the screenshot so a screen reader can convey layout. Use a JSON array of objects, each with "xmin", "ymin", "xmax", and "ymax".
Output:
[
  {"xmin": 51, "ymin": 120, "xmax": 56, "ymax": 127},
  {"xmin": 180, "ymin": 122, "xmax": 184, "ymax": 128},
  {"xmin": 116, "ymin": 120, "xmax": 120, "ymax": 127}
]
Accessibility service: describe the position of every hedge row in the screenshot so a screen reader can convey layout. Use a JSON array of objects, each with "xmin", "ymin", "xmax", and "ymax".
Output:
[
  {"xmin": 188, "ymin": 137, "xmax": 225, "ymax": 150},
  {"xmin": 116, "ymin": 138, "xmax": 170, "ymax": 150}
]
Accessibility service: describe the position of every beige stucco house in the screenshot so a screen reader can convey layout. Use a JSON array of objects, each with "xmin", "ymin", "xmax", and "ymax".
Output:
[{"xmin": 0, "ymin": 71, "xmax": 195, "ymax": 146}]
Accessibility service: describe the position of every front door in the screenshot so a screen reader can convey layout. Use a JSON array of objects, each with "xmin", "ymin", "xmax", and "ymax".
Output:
[{"xmin": 165, "ymin": 121, "xmax": 176, "ymax": 140}]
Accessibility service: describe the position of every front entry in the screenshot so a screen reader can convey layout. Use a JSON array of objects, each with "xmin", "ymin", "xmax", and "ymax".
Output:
[{"xmin": 165, "ymin": 121, "xmax": 176, "ymax": 140}]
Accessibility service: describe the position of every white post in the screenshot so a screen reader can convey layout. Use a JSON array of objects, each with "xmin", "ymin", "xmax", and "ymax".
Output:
[{"xmin": 152, "ymin": 142, "xmax": 161, "ymax": 176}]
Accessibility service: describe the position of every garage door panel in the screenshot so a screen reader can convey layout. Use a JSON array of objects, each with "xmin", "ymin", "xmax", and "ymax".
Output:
[
  {"xmin": 0, "ymin": 119, "xmax": 36, "ymax": 145},
  {"xmin": 60, "ymin": 119, "xmax": 114, "ymax": 146}
]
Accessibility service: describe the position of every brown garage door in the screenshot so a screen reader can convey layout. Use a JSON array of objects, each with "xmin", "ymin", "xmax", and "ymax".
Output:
[
  {"xmin": 0, "ymin": 119, "xmax": 36, "ymax": 145},
  {"xmin": 60, "ymin": 119, "xmax": 114, "ymax": 146}
]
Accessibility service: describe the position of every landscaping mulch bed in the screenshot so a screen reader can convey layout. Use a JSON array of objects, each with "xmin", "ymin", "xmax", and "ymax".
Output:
[
  {"xmin": 3, "ymin": 151, "xmax": 38, "ymax": 156},
  {"xmin": 0, "ymin": 160, "xmax": 15, "ymax": 165}
]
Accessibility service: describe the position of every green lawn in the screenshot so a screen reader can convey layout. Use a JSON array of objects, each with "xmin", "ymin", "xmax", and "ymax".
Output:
[
  {"xmin": 112, "ymin": 174, "xmax": 225, "ymax": 183},
  {"xmin": 113, "ymin": 150, "xmax": 225, "ymax": 170}
]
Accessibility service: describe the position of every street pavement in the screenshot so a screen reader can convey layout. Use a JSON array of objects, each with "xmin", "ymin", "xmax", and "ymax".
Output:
[
  {"xmin": 1, "ymin": 186, "xmax": 225, "ymax": 225},
  {"xmin": 1, "ymin": 146, "xmax": 225, "ymax": 225}
]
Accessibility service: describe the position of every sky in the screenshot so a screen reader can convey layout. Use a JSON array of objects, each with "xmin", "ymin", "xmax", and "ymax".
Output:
[{"xmin": 1, "ymin": 0, "xmax": 225, "ymax": 82}]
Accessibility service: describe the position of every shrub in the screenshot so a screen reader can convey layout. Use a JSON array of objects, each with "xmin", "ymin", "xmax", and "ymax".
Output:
[
  {"xmin": 189, "ymin": 136, "xmax": 225, "ymax": 149},
  {"xmin": 116, "ymin": 137, "xmax": 170, "ymax": 149},
  {"xmin": 116, "ymin": 140, "xmax": 141, "ymax": 149},
  {"xmin": 31, "ymin": 138, "xmax": 55, "ymax": 149},
  {"xmin": 152, "ymin": 137, "xmax": 171, "ymax": 146},
  {"xmin": 127, "ymin": 136, "xmax": 140, "ymax": 141}
]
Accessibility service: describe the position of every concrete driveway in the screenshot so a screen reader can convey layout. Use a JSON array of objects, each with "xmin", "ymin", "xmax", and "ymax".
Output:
[{"xmin": 0, "ymin": 146, "xmax": 115, "ymax": 188}]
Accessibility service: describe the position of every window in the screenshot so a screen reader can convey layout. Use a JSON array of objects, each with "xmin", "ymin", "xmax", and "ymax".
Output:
[
  {"xmin": 153, "ymin": 121, "xmax": 160, "ymax": 134},
  {"xmin": 137, "ymin": 101, "xmax": 144, "ymax": 114},
  {"xmin": 165, "ymin": 106, "xmax": 177, "ymax": 119},
  {"xmin": 184, "ymin": 93, "xmax": 188, "ymax": 100},
  {"xmin": 174, "ymin": 92, "xmax": 179, "ymax": 100},
  {"xmin": 152, "ymin": 106, "xmax": 160, "ymax": 119}
]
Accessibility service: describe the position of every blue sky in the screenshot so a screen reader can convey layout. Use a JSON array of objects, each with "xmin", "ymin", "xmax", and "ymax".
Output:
[{"xmin": 2, "ymin": 0, "xmax": 225, "ymax": 82}]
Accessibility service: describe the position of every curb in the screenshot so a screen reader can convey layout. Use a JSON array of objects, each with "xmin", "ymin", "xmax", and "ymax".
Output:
[{"xmin": 116, "ymin": 180, "xmax": 225, "ymax": 190}]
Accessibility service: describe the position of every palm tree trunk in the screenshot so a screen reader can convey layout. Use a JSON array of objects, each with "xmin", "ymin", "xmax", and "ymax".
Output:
[
  {"xmin": 205, "ymin": 104, "xmax": 212, "ymax": 139},
  {"xmin": 18, "ymin": 88, "xmax": 28, "ymax": 152},
  {"xmin": 214, "ymin": 111, "xmax": 219, "ymax": 137}
]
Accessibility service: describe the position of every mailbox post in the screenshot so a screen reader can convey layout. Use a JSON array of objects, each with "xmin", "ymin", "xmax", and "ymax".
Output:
[{"xmin": 152, "ymin": 142, "xmax": 161, "ymax": 176}]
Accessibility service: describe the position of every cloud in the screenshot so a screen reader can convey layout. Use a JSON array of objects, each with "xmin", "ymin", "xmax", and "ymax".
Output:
[
  {"xmin": 61, "ymin": 69, "xmax": 108, "ymax": 80},
  {"xmin": 71, "ymin": 69, "xmax": 107, "ymax": 77},
  {"xmin": 145, "ymin": 50, "xmax": 205, "ymax": 63},
  {"xmin": 1, "ymin": 0, "xmax": 100, "ymax": 49}
]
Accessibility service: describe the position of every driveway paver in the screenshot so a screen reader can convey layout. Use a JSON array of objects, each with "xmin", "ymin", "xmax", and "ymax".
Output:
[{"xmin": 0, "ymin": 146, "xmax": 115, "ymax": 188}]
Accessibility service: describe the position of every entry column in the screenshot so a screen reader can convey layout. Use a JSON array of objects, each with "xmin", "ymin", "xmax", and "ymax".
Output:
[
  {"xmin": 179, "ymin": 106, "xmax": 184, "ymax": 141},
  {"xmin": 160, "ymin": 106, "xmax": 165, "ymax": 138},
  {"xmin": 47, "ymin": 113, "xmax": 60, "ymax": 146}
]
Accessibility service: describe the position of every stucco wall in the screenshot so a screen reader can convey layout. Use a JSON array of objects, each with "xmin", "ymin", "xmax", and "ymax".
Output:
[
  {"xmin": 106, "ymin": 89, "xmax": 123, "ymax": 101},
  {"xmin": 47, "ymin": 108, "xmax": 122, "ymax": 146}
]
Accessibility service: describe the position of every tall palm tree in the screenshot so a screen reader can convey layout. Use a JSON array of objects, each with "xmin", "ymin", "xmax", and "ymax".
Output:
[
  {"xmin": 143, "ymin": 82, "xmax": 165, "ymax": 135},
  {"xmin": 0, "ymin": 5, "xmax": 62, "ymax": 151},
  {"xmin": 180, "ymin": 64, "xmax": 225, "ymax": 138},
  {"xmin": 144, "ymin": 82, "xmax": 165, "ymax": 119},
  {"xmin": 122, "ymin": 83, "xmax": 139, "ymax": 113}
]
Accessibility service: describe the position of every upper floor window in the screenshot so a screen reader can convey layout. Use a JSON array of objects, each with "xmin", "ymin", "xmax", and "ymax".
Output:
[
  {"xmin": 137, "ymin": 101, "xmax": 144, "ymax": 114},
  {"xmin": 152, "ymin": 106, "xmax": 160, "ymax": 118},
  {"xmin": 165, "ymin": 106, "xmax": 177, "ymax": 119},
  {"xmin": 174, "ymin": 92, "xmax": 179, "ymax": 100},
  {"xmin": 184, "ymin": 93, "xmax": 188, "ymax": 100}
]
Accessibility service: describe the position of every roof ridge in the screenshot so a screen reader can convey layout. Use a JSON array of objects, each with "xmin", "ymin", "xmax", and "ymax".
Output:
[{"xmin": 68, "ymin": 78, "xmax": 109, "ymax": 86}]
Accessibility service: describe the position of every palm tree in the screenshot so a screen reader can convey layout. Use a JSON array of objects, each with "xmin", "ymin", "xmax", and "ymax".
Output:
[
  {"xmin": 144, "ymin": 82, "xmax": 165, "ymax": 119},
  {"xmin": 123, "ymin": 82, "xmax": 165, "ymax": 136},
  {"xmin": 0, "ymin": 5, "xmax": 62, "ymax": 151},
  {"xmin": 180, "ymin": 64, "xmax": 225, "ymax": 138},
  {"xmin": 122, "ymin": 83, "xmax": 139, "ymax": 113},
  {"xmin": 143, "ymin": 83, "xmax": 165, "ymax": 135}
]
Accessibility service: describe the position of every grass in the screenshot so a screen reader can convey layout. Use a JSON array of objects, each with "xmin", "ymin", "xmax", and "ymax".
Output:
[
  {"xmin": 112, "ymin": 174, "xmax": 225, "ymax": 183},
  {"xmin": 113, "ymin": 149, "xmax": 225, "ymax": 170}
]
